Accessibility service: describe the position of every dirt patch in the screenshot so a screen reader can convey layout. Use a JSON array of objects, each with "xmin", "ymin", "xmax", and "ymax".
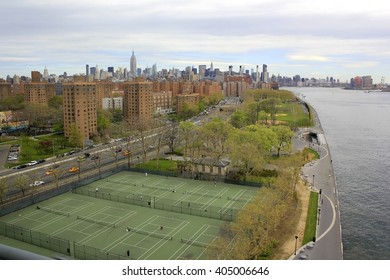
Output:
[{"xmin": 271, "ymin": 179, "xmax": 310, "ymax": 259}]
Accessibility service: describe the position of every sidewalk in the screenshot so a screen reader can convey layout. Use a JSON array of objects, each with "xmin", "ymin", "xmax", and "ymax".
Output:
[{"xmin": 290, "ymin": 111, "xmax": 343, "ymax": 260}]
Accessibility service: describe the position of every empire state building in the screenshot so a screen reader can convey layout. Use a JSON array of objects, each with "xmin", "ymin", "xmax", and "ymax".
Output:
[{"xmin": 130, "ymin": 51, "xmax": 137, "ymax": 77}]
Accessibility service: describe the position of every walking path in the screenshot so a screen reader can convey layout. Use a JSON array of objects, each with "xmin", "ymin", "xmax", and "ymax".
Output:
[{"xmin": 289, "ymin": 108, "xmax": 343, "ymax": 260}]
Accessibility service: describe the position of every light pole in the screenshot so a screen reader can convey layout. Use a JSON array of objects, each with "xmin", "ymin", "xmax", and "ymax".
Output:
[
  {"xmin": 294, "ymin": 235, "xmax": 298, "ymax": 255},
  {"xmin": 312, "ymin": 174, "xmax": 315, "ymax": 187},
  {"xmin": 317, "ymin": 208, "xmax": 321, "ymax": 225}
]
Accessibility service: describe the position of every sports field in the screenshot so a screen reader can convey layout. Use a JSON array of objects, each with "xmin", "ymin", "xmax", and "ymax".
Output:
[{"xmin": 0, "ymin": 171, "xmax": 262, "ymax": 260}]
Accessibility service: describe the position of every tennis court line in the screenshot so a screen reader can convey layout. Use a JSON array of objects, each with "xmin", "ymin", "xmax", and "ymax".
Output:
[
  {"xmin": 79, "ymin": 209, "xmax": 137, "ymax": 245},
  {"xmin": 170, "ymin": 224, "xmax": 211, "ymax": 260},
  {"xmin": 102, "ymin": 215, "xmax": 160, "ymax": 252},
  {"xmin": 14, "ymin": 198, "xmax": 72, "ymax": 225},
  {"xmin": 50, "ymin": 206, "xmax": 112, "ymax": 237},
  {"xmin": 140, "ymin": 219, "xmax": 190, "ymax": 260},
  {"xmin": 32, "ymin": 200, "xmax": 94, "ymax": 231}
]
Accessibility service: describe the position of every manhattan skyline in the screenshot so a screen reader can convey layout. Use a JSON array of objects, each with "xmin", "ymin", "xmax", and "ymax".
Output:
[{"xmin": 1, "ymin": 0, "xmax": 389, "ymax": 84}]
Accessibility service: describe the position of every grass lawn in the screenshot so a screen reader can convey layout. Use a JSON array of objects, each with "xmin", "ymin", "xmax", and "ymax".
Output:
[
  {"xmin": 276, "ymin": 103, "xmax": 312, "ymax": 127},
  {"xmin": 137, "ymin": 158, "xmax": 178, "ymax": 172},
  {"xmin": 3, "ymin": 134, "xmax": 73, "ymax": 167},
  {"xmin": 302, "ymin": 191, "xmax": 319, "ymax": 244}
]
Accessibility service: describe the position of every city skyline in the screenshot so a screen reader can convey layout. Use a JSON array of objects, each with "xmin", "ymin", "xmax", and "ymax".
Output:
[{"xmin": 1, "ymin": 0, "xmax": 389, "ymax": 84}]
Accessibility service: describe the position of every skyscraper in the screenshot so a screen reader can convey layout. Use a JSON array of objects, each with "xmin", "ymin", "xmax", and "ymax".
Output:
[
  {"xmin": 94, "ymin": 65, "xmax": 100, "ymax": 80},
  {"xmin": 130, "ymin": 51, "xmax": 137, "ymax": 78},
  {"xmin": 86, "ymin": 64, "xmax": 89, "ymax": 76},
  {"xmin": 262, "ymin": 64, "xmax": 269, "ymax": 82},
  {"xmin": 43, "ymin": 67, "xmax": 49, "ymax": 79}
]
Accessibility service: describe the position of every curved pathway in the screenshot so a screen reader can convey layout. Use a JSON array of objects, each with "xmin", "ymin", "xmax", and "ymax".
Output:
[{"xmin": 290, "ymin": 112, "xmax": 343, "ymax": 260}]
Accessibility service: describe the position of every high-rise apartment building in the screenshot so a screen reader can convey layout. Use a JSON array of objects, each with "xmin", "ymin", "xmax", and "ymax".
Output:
[
  {"xmin": 176, "ymin": 93, "xmax": 200, "ymax": 114},
  {"xmin": 130, "ymin": 51, "xmax": 137, "ymax": 78},
  {"xmin": 62, "ymin": 81, "xmax": 98, "ymax": 143},
  {"xmin": 123, "ymin": 78, "xmax": 153, "ymax": 126},
  {"xmin": 24, "ymin": 71, "xmax": 55, "ymax": 104},
  {"xmin": 24, "ymin": 82, "xmax": 55, "ymax": 104}
]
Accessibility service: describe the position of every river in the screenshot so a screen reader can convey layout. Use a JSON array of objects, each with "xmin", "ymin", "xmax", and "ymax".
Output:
[{"xmin": 286, "ymin": 87, "xmax": 390, "ymax": 260}]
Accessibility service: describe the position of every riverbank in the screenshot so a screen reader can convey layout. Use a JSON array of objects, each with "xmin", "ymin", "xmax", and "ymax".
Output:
[{"xmin": 292, "ymin": 105, "xmax": 343, "ymax": 260}]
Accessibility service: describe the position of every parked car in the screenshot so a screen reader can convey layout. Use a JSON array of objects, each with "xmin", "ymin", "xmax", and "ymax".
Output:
[
  {"xmin": 27, "ymin": 160, "xmax": 38, "ymax": 166},
  {"xmin": 91, "ymin": 155, "xmax": 99, "ymax": 160}
]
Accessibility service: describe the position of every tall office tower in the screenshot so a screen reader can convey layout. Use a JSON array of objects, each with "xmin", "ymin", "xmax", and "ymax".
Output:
[
  {"xmin": 239, "ymin": 65, "xmax": 243, "ymax": 76},
  {"xmin": 62, "ymin": 81, "xmax": 98, "ymax": 143},
  {"xmin": 130, "ymin": 51, "xmax": 137, "ymax": 78},
  {"xmin": 43, "ymin": 67, "xmax": 49, "ymax": 79},
  {"xmin": 210, "ymin": 62, "xmax": 214, "ymax": 72},
  {"xmin": 86, "ymin": 64, "xmax": 89, "ymax": 76},
  {"xmin": 123, "ymin": 68, "xmax": 128, "ymax": 80},
  {"xmin": 152, "ymin": 63, "xmax": 157, "ymax": 78},
  {"xmin": 229, "ymin": 65, "xmax": 233, "ymax": 76},
  {"xmin": 108, "ymin": 67, "xmax": 114, "ymax": 74},
  {"xmin": 256, "ymin": 65, "xmax": 260, "ymax": 82},
  {"xmin": 123, "ymin": 79, "xmax": 153, "ymax": 126},
  {"xmin": 94, "ymin": 65, "xmax": 100, "ymax": 80},
  {"xmin": 262, "ymin": 64, "xmax": 269, "ymax": 82}
]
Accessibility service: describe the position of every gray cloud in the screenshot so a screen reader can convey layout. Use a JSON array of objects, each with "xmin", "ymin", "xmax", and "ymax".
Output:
[{"xmin": 1, "ymin": 0, "xmax": 389, "ymax": 82}]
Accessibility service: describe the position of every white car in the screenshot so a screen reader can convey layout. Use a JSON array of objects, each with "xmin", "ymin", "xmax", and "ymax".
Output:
[
  {"xmin": 29, "ymin": 181, "xmax": 45, "ymax": 187},
  {"xmin": 28, "ymin": 160, "xmax": 38, "ymax": 166}
]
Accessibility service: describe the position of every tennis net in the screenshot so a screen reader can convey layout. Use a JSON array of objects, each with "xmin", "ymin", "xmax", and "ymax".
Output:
[
  {"xmin": 127, "ymin": 227, "xmax": 172, "ymax": 240},
  {"xmin": 180, "ymin": 238, "xmax": 210, "ymax": 248},
  {"xmin": 38, "ymin": 206, "xmax": 69, "ymax": 217},
  {"xmin": 76, "ymin": 215, "xmax": 116, "ymax": 228}
]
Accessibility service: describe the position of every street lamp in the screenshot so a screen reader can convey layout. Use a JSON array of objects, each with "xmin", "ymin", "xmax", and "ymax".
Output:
[
  {"xmin": 294, "ymin": 235, "xmax": 299, "ymax": 255},
  {"xmin": 312, "ymin": 174, "xmax": 315, "ymax": 187},
  {"xmin": 317, "ymin": 208, "xmax": 321, "ymax": 225}
]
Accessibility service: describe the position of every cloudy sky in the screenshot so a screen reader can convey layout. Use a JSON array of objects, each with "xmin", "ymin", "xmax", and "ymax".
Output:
[{"xmin": 1, "ymin": 0, "xmax": 389, "ymax": 83}]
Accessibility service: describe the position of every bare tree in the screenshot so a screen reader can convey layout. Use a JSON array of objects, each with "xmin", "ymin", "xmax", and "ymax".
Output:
[{"xmin": 0, "ymin": 177, "xmax": 9, "ymax": 204}]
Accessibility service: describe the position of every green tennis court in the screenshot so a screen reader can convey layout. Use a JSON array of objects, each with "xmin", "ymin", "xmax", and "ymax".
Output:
[{"xmin": 0, "ymin": 171, "xmax": 264, "ymax": 260}]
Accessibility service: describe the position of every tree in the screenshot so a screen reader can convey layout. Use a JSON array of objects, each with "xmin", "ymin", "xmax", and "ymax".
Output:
[
  {"xmin": 14, "ymin": 175, "xmax": 29, "ymax": 196},
  {"xmin": 260, "ymin": 98, "xmax": 281, "ymax": 125},
  {"xmin": 150, "ymin": 118, "xmax": 171, "ymax": 170},
  {"xmin": 134, "ymin": 120, "xmax": 154, "ymax": 164},
  {"xmin": 38, "ymin": 140, "xmax": 53, "ymax": 154},
  {"xmin": 0, "ymin": 177, "xmax": 9, "ymax": 204},
  {"xmin": 271, "ymin": 125, "xmax": 294, "ymax": 156},
  {"xmin": 229, "ymin": 140, "xmax": 265, "ymax": 181},
  {"xmin": 48, "ymin": 95, "xmax": 63, "ymax": 110},
  {"xmin": 199, "ymin": 118, "xmax": 233, "ymax": 160},
  {"xmin": 246, "ymin": 125, "xmax": 278, "ymax": 152},
  {"xmin": 229, "ymin": 110, "xmax": 248, "ymax": 128},
  {"xmin": 68, "ymin": 122, "xmax": 83, "ymax": 147},
  {"xmin": 97, "ymin": 108, "xmax": 112, "ymax": 136},
  {"xmin": 179, "ymin": 121, "xmax": 196, "ymax": 156}
]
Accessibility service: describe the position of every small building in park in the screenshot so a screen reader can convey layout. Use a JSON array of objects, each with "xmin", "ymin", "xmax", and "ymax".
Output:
[{"xmin": 192, "ymin": 157, "xmax": 230, "ymax": 176}]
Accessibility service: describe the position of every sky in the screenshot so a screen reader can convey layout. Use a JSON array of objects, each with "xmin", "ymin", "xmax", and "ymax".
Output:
[{"xmin": 1, "ymin": 0, "xmax": 390, "ymax": 84}]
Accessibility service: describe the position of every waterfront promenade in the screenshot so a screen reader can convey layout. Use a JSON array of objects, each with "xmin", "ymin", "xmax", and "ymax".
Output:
[{"xmin": 290, "ymin": 109, "xmax": 343, "ymax": 260}]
